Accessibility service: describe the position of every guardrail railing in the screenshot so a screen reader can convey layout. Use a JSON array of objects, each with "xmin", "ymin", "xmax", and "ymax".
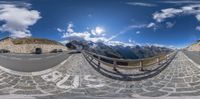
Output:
[{"xmin": 82, "ymin": 50, "xmax": 176, "ymax": 71}]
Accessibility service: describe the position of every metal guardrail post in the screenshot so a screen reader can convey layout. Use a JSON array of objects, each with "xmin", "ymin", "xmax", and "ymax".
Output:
[
  {"xmin": 113, "ymin": 60, "xmax": 117, "ymax": 71},
  {"xmin": 97, "ymin": 56, "xmax": 100, "ymax": 67},
  {"xmin": 166, "ymin": 55, "xmax": 169, "ymax": 60},
  {"xmin": 157, "ymin": 57, "xmax": 160, "ymax": 65},
  {"xmin": 140, "ymin": 60, "xmax": 144, "ymax": 71}
]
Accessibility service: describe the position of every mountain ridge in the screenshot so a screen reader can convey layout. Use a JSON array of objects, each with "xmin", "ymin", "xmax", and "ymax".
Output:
[{"xmin": 66, "ymin": 40, "xmax": 173, "ymax": 59}]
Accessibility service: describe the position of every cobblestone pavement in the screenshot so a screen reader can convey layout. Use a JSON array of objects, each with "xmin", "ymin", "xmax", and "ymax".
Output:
[{"xmin": 0, "ymin": 51, "xmax": 200, "ymax": 98}]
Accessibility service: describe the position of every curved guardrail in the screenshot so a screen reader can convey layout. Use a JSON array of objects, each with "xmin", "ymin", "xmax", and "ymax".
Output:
[{"xmin": 82, "ymin": 50, "xmax": 176, "ymax": 71}]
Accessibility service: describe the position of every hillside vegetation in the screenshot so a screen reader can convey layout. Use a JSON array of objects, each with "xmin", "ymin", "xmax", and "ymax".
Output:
[{"xmin": 12, "ymin": 38, "xmax": 63, "ymax": 45}]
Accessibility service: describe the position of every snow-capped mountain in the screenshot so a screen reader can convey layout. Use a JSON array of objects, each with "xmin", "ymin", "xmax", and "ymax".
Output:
[{"xmin": 66, "ymin": 40, "xmax": 173, "ymax": 59}]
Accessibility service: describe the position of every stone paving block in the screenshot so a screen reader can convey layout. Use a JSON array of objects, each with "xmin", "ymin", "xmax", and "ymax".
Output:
[
  {"xmin": 171, "ymin": 78, "xmax": 185, "ymax": 83},
  {"xmin": 13, "ymin": 90, "xmax": 43, "ymax": 95},
  {"xmin": 140, "ymin": 91, "xmax": 168, "ymax": 97},
  {"xmin": 169, "ymin": 91, "xmax": 200, "ymax": 96},
  {"xmin": 0, "ymin": 83, "xmax": 12, "ymax": 89},
  {"xmin": 118, "ymin": 89, "xmax": 134, "ymax": 94},
  {"xmin": 166, "ymin": 83, "xmax": 176, "ymax": 88},
  {"xmin": 98, "ymin": 86, "xmax": 117, "ymax": 93},
  {"xmin": 143, "ymin": 81, "xmax": 153, "ymax": 87},
  {"xmin": 14, "ymin": 83, "xmax": 36, "ymax": 90},
  {"xmin": 192, "ymin": 76, "xmax": 200, "ymax": 82},
  {"xmin": 8, "ymin": 78, "xmax": 19, "ymax": 85},
  {"xmin": 109, "ymin": 83, "xmax": 124, "ymax": 88},
  {"xmin": 134, "ymin": 88, "xmax": 146, "ymax": 94},
  {"xmin": 87, "ymin": 91, "xmax": 108, "ymax": 96},
  {"xmin": 162, "ymin": 88, "xmax": 174, "ymax": 91},
  {"xmin": 85, "ymin": 88, "xmax": 100, "ymax": 94},
  {"xmin": 178, "ymin": 73, "xmax": 185, "ymax": 77},
  {"xmin": 176, "ymin": 83, "xmax": 189, "ymax": 88},
  {"xmin": 2, "ymin": 78, "xmax": 12, "ymax": 83},
  {"xmin": 39, "ymin": 85, "xmax": 56, "ymax": 91},
  {"xmin": 1, "ymin": 73, "xmax": 9, "ymax": 77},
  {"xmin": 184, "ymin": 77, "xmax": 192, "ymax": 82},
  {"xmin": 154, "ymin": 84, "xmax": 165, "ymax": 88},
  {"xmin": 33, "ymin": 76, "xmax": 46, "ymax": 83},
  {"xmin": 145, "ymin": 86, "xmax": 161, "ymax": 91},
  {"xmin": 70, "ymin": 88, "xmax": 86, "ymax": 93},
  {"xmin": 176, "ymin": 87, "xmax": 196, "ymax": 92}
]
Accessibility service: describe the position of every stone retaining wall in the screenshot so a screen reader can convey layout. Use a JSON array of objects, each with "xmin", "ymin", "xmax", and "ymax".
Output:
[
  {"xmin": 0, "ymin": 37, "xmax": 68, "ymax": 53},
  {"xmin": 187, "ymin": 43, "xmax": 200, "ymax": 51},
  {"xmin": 0, "ymin": 44, "xmax": 68, "ymax": 53}
]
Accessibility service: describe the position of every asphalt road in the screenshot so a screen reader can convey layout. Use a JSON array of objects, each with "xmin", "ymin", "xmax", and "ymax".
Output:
[
  {"xmin": 183, "ymin": 51, "xmax": 200, "ymax": 65},
  {"xmin": 0, "ymin": 52, "xmax": 71, "ymax": 72}
]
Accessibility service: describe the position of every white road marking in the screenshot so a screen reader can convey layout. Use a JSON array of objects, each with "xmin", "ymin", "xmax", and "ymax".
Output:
[
  {"xmin": 56, "ymin": 75, "xmax": 80, "ymax": 89},
  {"xmin": 84, "ymin": 75, "xmax": 105, "ymax": 88},
  {"xmin": 41, "ymin": 71, "xmax": 62, "ymax": 82},
  {"xmin": 72, "ymin": 75, "xmax": 80, "ymax": 88},
  {"xmin": 56, "ymin": 74, "xmax": 71, "ymax": 89},
  {"xmin": 9, "ymin": 57, "xmax": 22, "ymax": 60}
]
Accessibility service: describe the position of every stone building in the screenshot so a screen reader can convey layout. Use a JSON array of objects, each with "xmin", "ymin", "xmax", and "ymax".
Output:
[{"xmin": 0, "ymin": 37, "xmax": 68, "ymax": 53}]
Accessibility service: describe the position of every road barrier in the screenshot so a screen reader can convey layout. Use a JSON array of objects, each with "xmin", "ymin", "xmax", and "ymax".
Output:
[{"xmin": 82, "ymin": 50, "xmax": 176, "ymax": 71}]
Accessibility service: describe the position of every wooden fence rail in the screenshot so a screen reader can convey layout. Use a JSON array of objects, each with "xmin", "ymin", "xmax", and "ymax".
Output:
[{"xmin": 82, "ymin": 50, "xmax": 176, "ymax": 71}]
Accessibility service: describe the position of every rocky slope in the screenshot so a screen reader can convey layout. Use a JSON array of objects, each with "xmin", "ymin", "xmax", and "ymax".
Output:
[{"xmin": 186, "ymin": 40, "xmax": 200, "ymax": 51}]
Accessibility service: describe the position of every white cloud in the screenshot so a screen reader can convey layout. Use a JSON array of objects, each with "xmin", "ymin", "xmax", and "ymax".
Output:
[
  {"xmin": 136, "ymin": 31, "xmax": 140, "ymax": 34},
  {"xmin": 126, "ymin": 2, "xmax": 156, "ymax": 7},
  {"xmin": 166, "ymin": 22, "xmax": 175, "ymax": 28},
  {"xmin": 147, "ymin": 22, "xmax": 158, "ymax": 31},
  {"xmin": 145, "ymin": 43, "xmax": 176, "ymax": 49},
  {"xmin": 59, "ymin": 24, "xmax": 175, "ymax": 48},
  {"xmin": 67, "ymin": 23, "xmax": 74, "ymax": 33},
  {"xmin": 108, "ymin": 24, "xmax": 146, "ymax": 41},
  {"xmin": 153, "ymin": 4, "xmax": 200, "ymax": 23},
  {"xmin": 91, "ymin": 26, "xmax": 105, "ymax": 36},
  {"xmin": 60, "ymin": 23, "xmax": 109, "ymax": 43},
  {"xmin": 106, "ymin": 40, "xmax": 136, "ymax": 47},
  {"xmin": 160, "ymin": 0, "xmax": 200, "ymax": 4},
  {"xmin": 0, "ymin": 3, "xmax": 41, "ymax": 38},
  {"xmin": 128, "ymin": 39, "xmax": 132, "ymax": 43},
  {"xmin": 196, "ymin": 14, "xmax": 200, "ymax": 21},
  {"xmin": 88, "ymin": 14, "xmax": 92, "ymax": 17},
  {"xmin": 57, "ymin": 28, "xmax": 65, "ymax": 33},
  {"xmin": 59, "ymin": 40, "xmax": 69, "ymax": 44},
  {"xmin": 196, "ymin": 26, "xmax": 200, "ymax": 31},
  {"xmin": 153, "ymin": 8, "xmax": 183, "ymax": 22},
  {"xmin": 147, "ymin": 22, "xmax": 156, "ymax": 28}
]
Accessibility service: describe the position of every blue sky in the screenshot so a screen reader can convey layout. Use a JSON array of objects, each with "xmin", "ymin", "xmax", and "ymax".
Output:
[{"xmin": 0, "ymin": 0, "xmax": 200, "ymax": 48}]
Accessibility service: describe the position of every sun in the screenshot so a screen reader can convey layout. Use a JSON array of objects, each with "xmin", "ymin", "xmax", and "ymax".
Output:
[{"xmin": 95, "ymin": 27, "xmax": 105, "ymax": 35}]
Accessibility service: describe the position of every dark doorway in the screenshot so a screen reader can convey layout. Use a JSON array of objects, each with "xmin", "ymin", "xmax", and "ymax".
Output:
[{"xmin": 35, "ymin": 48, "xmax": 42, "ymax": 54}]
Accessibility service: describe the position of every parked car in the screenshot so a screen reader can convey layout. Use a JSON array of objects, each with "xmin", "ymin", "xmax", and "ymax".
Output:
[
  {"xmin": 50, "ymin": 49, "xmax": 58, "ymax": 53},
  {"xmin": 0, "ymin": 49, "xmax": 10, "ymax": 53},
  {"xmin": 58, "ymin": 49, "xmax": 63, "ymax": 52}
]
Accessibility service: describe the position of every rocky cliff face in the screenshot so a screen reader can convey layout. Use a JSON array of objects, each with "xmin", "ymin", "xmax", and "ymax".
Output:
[
  {"xmin": 0, "ymin": 37, "xmax": 68, "ymax": 53},
  {"xmin": 187, "ymin": 43, "xmax": 200, "ymax": 51}
]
